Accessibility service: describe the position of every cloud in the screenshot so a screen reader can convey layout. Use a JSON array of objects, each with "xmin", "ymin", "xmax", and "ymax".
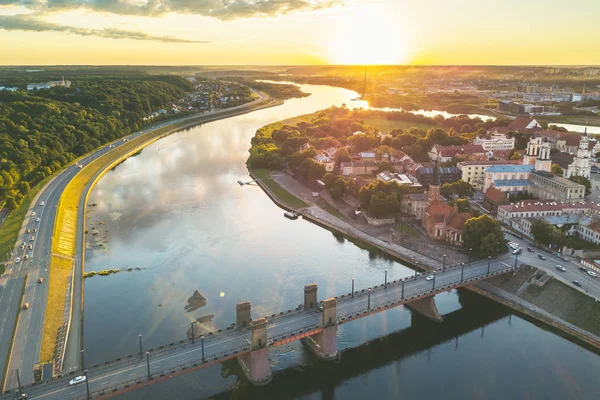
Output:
[
  {"xmin": 6, "ymin": 0, "xmax": 342, "ymax": 20},
  {"xmin": 0, "ymin": 14, "xmax": 206, "ymax": 42}
]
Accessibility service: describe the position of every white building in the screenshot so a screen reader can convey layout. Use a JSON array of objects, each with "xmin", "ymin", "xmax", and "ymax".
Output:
[
  {"xmin": 564, "ymin": 129, "xmax": 592, "ymax": 179},
  {"xmin": 313, "ymin": 155, "xmax": 334, "ymax": 172},
  {"xmin": 376, "ymin": 171, "xmax": 413, "ymax": 186},
  {"xmin": 457, "ymin": 160, "xmax": 521, "ymax": 191},
  {"xmin": 0, "ymin": 86, "xmax": 18, "ymax": 92},
  {"xmin": 473, "ymin": 133, "xmax": 516, "ymax": 151}
]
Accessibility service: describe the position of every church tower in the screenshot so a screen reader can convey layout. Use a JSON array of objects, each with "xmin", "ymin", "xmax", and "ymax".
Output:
[
  {"xmin": 428, "ymin": 161, "xmax": 441, "ymax": 204},
  {"xmin": 534, "ymin": 142, "xmax": 552, "ymax": 172},
  {"xmin": 564, "ymin": 127, "xmax": 591, "ymax": 179},
  {"xmin": 523, "ymin": 137, "xmax": 541, "ymax": 165}
]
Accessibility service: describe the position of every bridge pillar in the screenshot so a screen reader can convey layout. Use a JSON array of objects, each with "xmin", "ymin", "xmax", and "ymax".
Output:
[
  {"xmin": 304, "ymin": 284, "xmax": 318, "ymax": 309},
  {"xmin": 405, "ymin": 296, "xmax": 443, "ymax": 322},
  {"xmin": 238, "ymin": 318, "xmax": 271, "ymax": 385},
  {"xmin": 301, "ymin": 298, "xmax": 339, "ymax": 361},
  {"xmin": 236, "ymin": 301, "xmax": 252, "ymax": 329}
]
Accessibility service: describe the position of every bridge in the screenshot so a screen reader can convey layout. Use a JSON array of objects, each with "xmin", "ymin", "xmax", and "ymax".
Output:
[{"xmin": 2, "ymin": 256, "xmax": 519, "ymax": 400}]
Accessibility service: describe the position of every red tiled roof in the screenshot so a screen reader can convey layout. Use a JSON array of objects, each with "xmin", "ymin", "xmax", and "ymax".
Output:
[
  {"xmin": 508, "ymin": 116, "xmax": 538, "ymax": 130},
  {"xmin": 484, "ymin": 186, "xmax": 508, "ymax": 204},
  {"xmin": 447, "ymin": 211, "xmax": 473, "ymax": 231},
  {"xmin": 435, "ymin": 144, "xmax": 485, "ymax": 157}
]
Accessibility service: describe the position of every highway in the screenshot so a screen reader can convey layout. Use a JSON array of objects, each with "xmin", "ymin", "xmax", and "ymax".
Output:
[
  {"xmin": 1, "ymin": 256, "xmax": 518, "ymax": 400},
  {"xmin": 0, "ymin": 90, "xmax": 272, "ymax": 390}
]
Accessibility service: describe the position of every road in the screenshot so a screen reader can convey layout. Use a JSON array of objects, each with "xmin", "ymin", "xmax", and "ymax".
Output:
[
  {"xmin": 503, "ymin": 233, "xmax": 600, "ymax": 300},
  {"xmin": 0, "ymin": 256, "xmax": 517, "ymax": 400},
  {"xmin": 0, "ymin": 90, "xmax": 272, "ymax": 390}
]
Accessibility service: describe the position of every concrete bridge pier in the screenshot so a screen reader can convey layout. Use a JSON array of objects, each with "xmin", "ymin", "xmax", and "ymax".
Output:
[
  {"xmin": 238, "ymin": 317, "xmax": 272, "ymax": 385},
  {"xmin": 236, "ymin": 301, "xmax": 252, "ymax": 329},
  {"xmin": 301, "ymin": 298, "xmax": 340, "ymax": 361},
  {"xmin": 405, "ymin": 296, "xmax": 443, "ymax": 322}
]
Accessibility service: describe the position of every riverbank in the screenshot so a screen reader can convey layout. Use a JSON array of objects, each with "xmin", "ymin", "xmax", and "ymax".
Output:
[
  {"xmin": 251, "ymin": 168, "xmax": 600, "ymax": 350},
  {"xmin": 43, "ymin": 95, "xmax": 281, "ymax": 368}
]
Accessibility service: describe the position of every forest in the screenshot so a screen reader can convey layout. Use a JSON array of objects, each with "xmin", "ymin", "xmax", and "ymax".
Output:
[{"xmin": 0, "ymin": 76, "xmax": 193, "ymax": 209}]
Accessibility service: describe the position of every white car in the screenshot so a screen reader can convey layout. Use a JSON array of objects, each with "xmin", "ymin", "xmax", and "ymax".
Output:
[
  {"xmin": 587, "ymin": 270, "xmax": 597, "ymax": 278},
  {"xmin": 555, "ymin": 265, "xmax": 566, "ymax": 272},
  {"xmin": 15, "ymin": 257, "xmax": 20, "ymax": 263},
  {"xmin": 425, "ymin": 275, "xmax": 434, "ymax": 281},
  {"xmin": 39, "ymin": 201, "xmax": 45, "ymax": 206},
  {"xmin": 31, "ymin": 212, "xmax": 35, "ymax": 217},
  {"xmin": 35, "ymin": 218, "xmax": 40, "ymax": 222},
  {"xmin": 69, "ymin": 375, "xmax": 86, "ymax": 386},
  {"xmin": 29, "ymin": 236, "xmax": 35, "ymax": 241}
]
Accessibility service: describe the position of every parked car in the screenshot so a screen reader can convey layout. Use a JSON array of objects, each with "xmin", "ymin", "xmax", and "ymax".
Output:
[
  {"xmin": 561, "ymin": 256, "xmax": 569, "ymax": 261},
  {"xmin": 573, "ymin": 280, "xmax": 582, "ymax": 287},
  {"xmin": 69, "ymin": 376, "xmax": 86, "ymax": 386},
  {"xmin": 587, "ymin": 270, "xmax": 597, "ymax": 278},
  {"xmin": 537, "ymin": 254, "xmax": 546, "ymax": 260},
  {"xmin": 579, "ymin": 266, "xmax": 588, "ymax": 272},
  {"xmin": 555, "ymin": 265, "xmax": 566, "ymax": 272}
]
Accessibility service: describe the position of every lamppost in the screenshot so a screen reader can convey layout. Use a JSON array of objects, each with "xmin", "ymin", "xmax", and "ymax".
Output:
[
  {"xmin": 200, "ymin": 335, "xmax": 205, "ymax": 362},
  {"xmin": 384, "ymin": 271, "xmax": 388, "ymax": 289},
  {"xmin": 432, "ymin": 272, "xmax": 436, "ymax": 289},
  {"xmin": 487, "ymin": 256, "xmax": 491, "ymax": 275},
  {"xmin": 442, "ymin": 254, "xmax": 446, "ymax": 271},
  {"xmin": 401, "ymin": 279, "xmax": 405, "ymax": 299},
  {"xmin": 468, "ymin": 248, "xmax": 473, "ymax": 265},
  {"xmin": 146, "ymin": 352, "xmax": 151, "ymax": 377},
  {"xmin": 461, "ymin": 262, "xmax": 465, "ymax": 282},
  {"xmin": 84, "ymin": 369, "xmax": 90, "ymax": 399},
  {"xmin": 351, "ymin": 278, "xmax": 355, "ymax": 298},
  {"xmin": 514, "ymin": 251, "xmax": 518, "ymax": 268},
  {"xmin": 81, "ymin": 349, "xmax": 86, "ymax": 371},
  {"xmin": 16, "ymin": 370, "xmax": 22, "ymax": 398},
  {"xmin": 138, "ymin": 334, "xmax": 143, "ymax": 358},
  {"xmin": 367, "ymin": 289, "xmax": 371, "ymax": 310},
  {"xmin": 191, "ymin": 321, "xmax": 196, "ymax": 344}
]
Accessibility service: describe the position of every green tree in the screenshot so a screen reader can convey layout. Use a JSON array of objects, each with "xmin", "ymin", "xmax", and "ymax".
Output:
[
  {"xmin": 440, "ymin": 183, "xmax": 454, "ymax": 198},
  {"xmin": 568, "ymin": 175, "xmax": 591, "ymax": 196},
  {"xmin": 377, "ymin": 162, "xmax": 395, "ymax": 174},
  {"xmin": 456, "ymin": 198, "xmax": 470, "ymax": 212},
  {"xmin": 334, "ymin": 147, "xmax": 351, "ymax": 165},
  {"xmin": 508, "ymin": 148, "xmax": 521, "ymax": 160},
  {"xmin": 463, "ymin": 214, "xmax": 507, "ymax": 257},
  {"xmin": 551, "ymin": 164, "xmax": 563, "ymax": 175}
]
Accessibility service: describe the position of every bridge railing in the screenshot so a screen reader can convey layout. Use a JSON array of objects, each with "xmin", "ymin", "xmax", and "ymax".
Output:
[{"xmin": 336, "ymin": 265, "xmax": 518, "ymax": 323}]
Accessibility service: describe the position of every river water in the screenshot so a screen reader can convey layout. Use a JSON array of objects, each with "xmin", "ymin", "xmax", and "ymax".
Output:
[{"xmin": 83, "ymin": 83, "xmax": 600, "ymax": 399}]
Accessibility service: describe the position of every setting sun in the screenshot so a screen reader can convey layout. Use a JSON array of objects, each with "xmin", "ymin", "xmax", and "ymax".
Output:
[{"xmin": 328, "ymin": 4, "xmax": 409, "ymax": 65}]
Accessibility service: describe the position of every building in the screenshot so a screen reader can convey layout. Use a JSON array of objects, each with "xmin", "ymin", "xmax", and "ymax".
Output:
[
  {"xmin": 340, "ymin": 161, "xmax": 378, "ymax": 176},
  {"xmin": 26, "ymin": 78, "xmax": 71, "ymax": 91},
  {"xmin": 400, "ymin": 193, "xmax": 428, "ymax": 219},
  {"xmin": 522, "ymin": 137, "xmax": 552, "ymax": 172},
  {"xmin": 483, "ymin": 164, "xmax": 535, "ymax": 193},
  {"xmin": 421, "ymin": 164, "xmax": 472, "ymax": 246},
  {"xmin": 428, "ymin": 144, "xmax": 485, "ymax": 163},
  {"xmin": 529, "ymin": 171, "xmax": 586, "ymax": 203},
  {"xmin": 313, "ymin": 155, "xmax": 334, "ymax": 172},
  {"xmin": 564, "ymin": 129, "xmax": 592, "ymax": 179},
  {"xmin": 376, "ymin": 171, "xmax": 413, "ymax": 186},
  {"xmin": 498, "ymin": 101, "xmax": 544, "ymax": 115},
  {"xmin": 507, "ymin": 116, "xmax": 542, "ymax": 131},
  {"xmin": 483, "ymin": 186, "xmax": 510, "ymax": 215},
  {"xmin": 0, "ymin": 86, "xmax": 18, "ymax": 92},
  {"xmin": 457, "ymin": 160, "xmax": 521, "ymax": 190},
  {"xmin": 574, "ymin": 220, "xmax": 600, "ymax": 245},
  {"xmin": 408, "ymin": 165, "xmax": 462, "ymax": 187},
  {"xmin": 473, "ymin": 133, "xmax": 516, "ymax": 151}
]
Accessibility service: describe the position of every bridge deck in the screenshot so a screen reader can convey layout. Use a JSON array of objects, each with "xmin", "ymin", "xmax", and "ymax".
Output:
[{"xmin": 2, "ymin": 256, "xmax": 519, "ymax": 400}]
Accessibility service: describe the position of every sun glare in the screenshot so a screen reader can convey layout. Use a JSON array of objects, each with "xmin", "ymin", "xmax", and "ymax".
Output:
[{"xmin": 328, "ymin": 5, "xmax": 408, "ymax": 65}]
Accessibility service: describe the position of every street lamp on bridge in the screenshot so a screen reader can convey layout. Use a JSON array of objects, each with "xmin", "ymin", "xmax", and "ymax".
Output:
[
  {"xmin": 487, "ymin": 256, "xmax": 491, "ymax": 275},
  {"xmin": 468, "ymin": 248, "xmax": 473, "ymax": 265},
  {"xmin": 138, "ymin": 334, "xmax": 143, "ymax": 359},
  {"xmin": 442, "ymin": 254, "xmax": 446, "ymax": 272},
  {"xmin": 460, "ymin": 262, "xmax": 465, "ymax": 282}
]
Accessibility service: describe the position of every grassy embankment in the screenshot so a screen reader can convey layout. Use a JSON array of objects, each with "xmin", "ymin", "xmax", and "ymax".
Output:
[
  {"xmin": 0, "ymin": 176, "xmax": 54, "ymax": 275},
  {"xmin": 537, "ymin": 114, "xmax": 600, "ymax": 127},
  {"xmin": 397, "ymin": 224, "xmax": 420, "ymax": 238}
]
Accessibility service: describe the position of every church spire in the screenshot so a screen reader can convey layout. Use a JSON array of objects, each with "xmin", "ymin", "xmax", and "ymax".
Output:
[{"xmin": 432, "ymin": 160, "xmax": 441, "ymax": 187}]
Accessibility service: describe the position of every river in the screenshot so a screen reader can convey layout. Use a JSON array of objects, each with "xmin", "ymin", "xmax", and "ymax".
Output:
[{"xmin": 83, "ymin": 83, "xmax": 600, "ymax": 399}]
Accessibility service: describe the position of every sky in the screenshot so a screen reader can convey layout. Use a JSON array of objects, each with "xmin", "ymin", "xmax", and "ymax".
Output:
[{"xmin": 0, "ymin": 0, "xmax": 599, "ymax": 65}]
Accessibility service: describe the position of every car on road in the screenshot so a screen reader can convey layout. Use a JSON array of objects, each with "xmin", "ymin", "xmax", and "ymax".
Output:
[
  {"xmin": 26, "ymin": 228, "xmax": 31, "ymax": 233},
  {"xmin": 573, "ymin": 280, "xmax": 582, "ymax": 287},
  {"xmin": 69, "ymin": 376, "xmax": 86, "ymax": 386},
  {"xmin": 555, "ymin": 265, "xmax": 566, "ymax": 272},
  {"xmin": 38, "ymin": 278, "xmax": 43, "ymax": 283},
  {"xmin": 537, "ymin": 254, "xmax": 546, "ymax": 260},
  {"xmin": 31, "ymin": 211, "xmax": 35, "ymax": 216},
  {"xmin": 425, "ymin": 275, "xmax": 435, "ymax": 281},
  {"xmin": 512, "ymin": 248, "xmax": 522, "ymax": 255},
  {"xmin": 33, "ymin": 228, "xmax": 37, "ymax": 233},
  {"xmin": 316, "ymin": 304, "xmax": 323, "ymax": 312},
  {"xmin": 527, "ymin": 247, "xmax": 533, "ymax": 252},
  {"xmin": 28, "ymin": 244, "xmax": 33, "ymax": 250},
  {"xmin": 22, "ymin": 303, "xmax": 29, "ymax": 310},
  {"xmin": 508, "ymin": 243, "xmax": 519, "ymax": 250},
  {"xmin": 587, "ymin": 270, "xmax": 597, "ymax": 278},
  {"xmin": 39, "ymin": 201, "xmax": 45, "ymax": 206},
  {"xmin": 29, "ymin": 236, "xmax": 35, "ymax": 241},
  {"xmin": 579, "ymin": 266, "xmax": 588, "ymax": 272},
  {"xmin": 35, "ymin": 217, "xmax": 40, "ymax": 222},
  {"xmin": 24, "ymin": 255, "xmax": 29, "ymax": 260},
  {"xmin": 15, "ymin": 257, "xmax": 20, "ymax": 263},
  {"xmin": 17, "ymin": 393, "xmax": 28, "ymax": 399}
]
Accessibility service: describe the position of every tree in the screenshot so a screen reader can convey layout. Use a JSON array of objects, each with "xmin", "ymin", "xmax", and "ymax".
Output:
[
  {"xmin": 568, "ymin": 175, "xmax": 591, "ymax": 196},
  {"xmin": 440, "ymin": 183, "xmax": 454, "ymax": 198},
  {"xmin": 462, "ymin": 214, "xmax": 507, "ymax": 257},
  {"xmin": 551, "ymin": 164, "xmax": 563, "ymax": 176},
  {"xmin": 508, "ymin": 148, "xmax": 521, "ymax": 160},
  {"xmin": 377, "ymin": 162, "xmax": 395, "ymax": 174},
  {"xmin": 453, "ymin": 180, "xmax": 474, "ymax": 198},
  {"xmin": 456, "ymin": 198, "xmax": 470, "ymax": 212},
  {"xmin": 334, "ymin": 147, "xmax": 351, "ymax": 165},
  {"xmin": 530, "ymin": 219, "xmax": 564, "ymax": 247}
]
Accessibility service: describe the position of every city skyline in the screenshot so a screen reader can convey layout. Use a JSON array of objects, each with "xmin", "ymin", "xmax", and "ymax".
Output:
[{"xmin": 0, "ymin": 0, "xmax": 599, "ymax": 65}]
